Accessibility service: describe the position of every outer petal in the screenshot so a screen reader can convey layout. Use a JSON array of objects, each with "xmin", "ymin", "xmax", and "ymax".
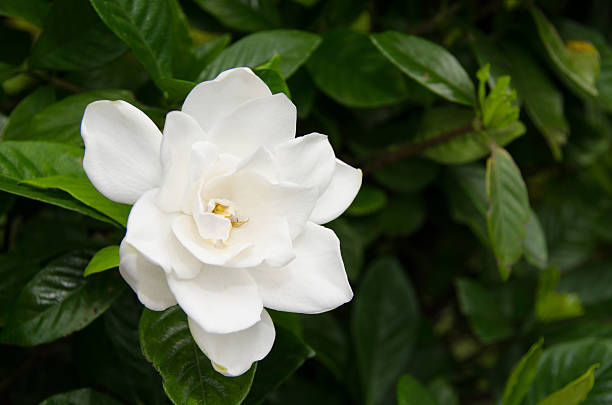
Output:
[
  {"xmin": 207, "ymin": 93, "xmax": 297, "ymax": 159},
  {"xmin": 310, "ymin": 159, "xmax": 362, "ymax": 224},
  {"xmin": 182, "ymin": 67, "xmax": 271, "ymax": 132},
  {"xmin": 157, "ymin": 111, "xmax": 208, "ymax": 212},
  {"xmin": 167, "ymin": 267, "xmax": 263, "ymax": 334},
  {"xmin": 119, "ymin": 240, "xmax": 176, "ymax": 311},
  {"xmin": 274, "ymin": 133, "xmax": 336, "ymax": 194},
  {"xmin": 188, "ymin": 309, "xmax": 275, "ymax": 377},
  {"xmin": 249, "ymin": 222, "xmax": 353, "ymax": 314},
  {"xmin": 125, "ymin": 189, "xmax": 202, "ymax": 279},
  {"xmin": 82, "ymin": 100, "xmax": 162, "ymax": 204}
]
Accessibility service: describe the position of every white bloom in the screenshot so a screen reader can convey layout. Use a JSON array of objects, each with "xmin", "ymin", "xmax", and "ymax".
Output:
[{"xmin": 81, "ymin": 67, "xmax": 361, "ymax": 376}]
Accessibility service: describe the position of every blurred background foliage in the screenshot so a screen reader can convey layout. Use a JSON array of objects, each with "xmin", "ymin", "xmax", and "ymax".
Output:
[{"xmin": 1, "ymin": 0, "xmax": 612, "ymax": 404}]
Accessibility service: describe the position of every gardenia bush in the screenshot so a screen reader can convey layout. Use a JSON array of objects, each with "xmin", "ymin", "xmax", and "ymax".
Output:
[{"xmin": 0, "ymin": 1, "xmax": 612, "ymax": 404}]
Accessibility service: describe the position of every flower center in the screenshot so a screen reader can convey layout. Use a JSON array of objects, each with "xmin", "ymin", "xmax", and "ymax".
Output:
[{"xmin": 207, "ymin": 199, "xmax": 248, "ymax": 228}]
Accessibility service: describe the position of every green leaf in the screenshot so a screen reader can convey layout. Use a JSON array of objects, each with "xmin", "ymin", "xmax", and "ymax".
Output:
[
  {"xmin": 536, "ymin": 266, "xmax": 584, "ymax": 322},
  {"xmin": 302, "ymin": 313, "xmax": 349, "ymax": 380},
  {"xmin": 352, "ymin": 257, "xmax": 420, "ymax": 405},
  {"xmin": 307, "ymin": 29, "xmax": 408, "ymax": 107},
  {"xmin": 397, "ymin": 375, "xmax": 439, "ymax": 405},
  {"xmin": 346, "ymin": 185, "xmax": 387, "ymax": 216},
  {"xmin": 327, "ymin": 218, "xmax": 365, "ymax": 281},
  {"xmin": 194, "ymin": 0, "xmax": 281, "ymax": 32},
  {"xmin": 414, "ymin": 107, "xmax": 524, "ymax": 165},
  {"xmin": 537, "ymin": 364, "xmax": 598, "ymax": 405},
  {"xmin": 445, "ymin": 165, "xmax": 489, "ymax": 243},
  {"xmin": 377, "ymin": 194, "xmax": 426, "ymax": 237},
  {"xmin": 503, "ymin": 43, "xmax": 569, "ymax": 160},
  {"xmin": 0, "ymin": 250, "xmax": 125, "ymax": 346},
  {"xmin": 139, "ymin": 306, "xmax": 256, "ymax": 405},
  {"xmin": 525, "ymin": 338, "xmax": 612, "ymax": 405},
  {"xmin": 485, "ymin": 144, "xmax": 530, "ymax": 280},
  {"xmin": 371, "ymin": 31, "xmax": 476, "ymax": 106},
  {"xmin": 83, "ymin": 245, "xmax": 120, "ymax": 277},
  {"xmin": 502, "ymin": 339, "xmax": 544, "ymax": 405},
  {"xmin": 455, "ymin": 278, "xmax": 514, "ymax": 343},
  {"xmin": 0, "ymin": 255, "xmax": 40, "ymax": 326},
  {"xmin": 243, "ymin": 326, "xmax": 314, "ymax": 405},
  {"xmin": 0, "ymin": 0, "xmax": 51, "ymax": 26},
  {"xmin": 530, "ymin": 6, "xmax": 599, "ymax": 97},
  {"xmin": 25, "ymin": 89, "xmax": 135, "ymax": 146},
  {"xmin": 90, "ymin": 0, "xmax": 192, "ymax": 95},
  {"xmin": 39, "ymin": 388, "xmax": 123, "ymax": 405},
  {"xmin": 476, "ymin": 66, "xmax": 519, "ymax": 129},
  {"xmin": 30, "ymin": 0, "xmax": 128, "ymax": 71},
  {"xmin": 183, "ymin": 34, "xmax": 231, "ymax": 81},
  {"xmin": 254, "ymin": 55, "xmax": 292, "ymax": 98},
  {"xmin": 372, "ymin": 158, "xmax": 439, "ymax": 193},
  {"xmin": 1, "ymin": 86, "xmax": 56, "ymax": 141},
  {"xmin": 557, "ymin": 261, "xmax": 612, "ymax": 313},
  {"xmin": 524, "ymin": 209, "xmax": 549, "ymax": 270},
  {"xmin": 428, "ymin": 379, "xmax": 459, "ymax": 405},
  {"xmin": 198, "ymin": 30, "xmax": 321, "ymax": 81}
]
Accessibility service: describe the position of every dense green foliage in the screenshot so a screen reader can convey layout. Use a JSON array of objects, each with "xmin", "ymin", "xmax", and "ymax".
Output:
[{"xmin": 1, "ymin": 0, "xmax": 612, "ymax": 404}]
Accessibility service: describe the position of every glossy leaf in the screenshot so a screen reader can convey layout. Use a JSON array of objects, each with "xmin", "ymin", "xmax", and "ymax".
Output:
[
  {"xmin": 352, "ymin": 257, "xmax": 420, "ymax": 405},
  {"xmin": 0, "ymin": 250, "xmax": 125, "ymax": 346},
  {"xmin": 537, "ymin": 364, "xmax": 598, "ymax": 405},
  {"xmin": 194, "ymin": 0, "xmax": 281, "ymax": 32},
  {"xmin": 198, "ymin": 30, "xmax": 321, "ymax": 81},
  {"xmin": 371, "ymin": 31, "xmax": 476, "ymax": 106},
  {"xmin": 139, "ymin": 306, "xmax": 256, "ymax": 405},
  {"xmin": 502, "ymin": 339, "xmax": 544, "ymax": 405},
  {"xmin": 1, "ymin": 86, "xmax": 56, "ymax": 141},
  {"xmin": 397, "ymin": 375, "xmax": 438, "ymax": 405},
  {"xmin": 39, "ymin": 388, "xmax": 123, "ymax": 405},
  {"xmin": 83, "ymin": 245, "xmax": 120, "ymax": 277},
  {"xmin": 0, "ymin": 255, "xmax": 40, "ymax": 326},
  {"xmin": 307, "ymin": 29, "xmax": 408, "ymax": 107},
  {"xmin": 486, "ymin": 144, "xmax": 530, "ymax": 280},
  {"xmin": 30, "ymin": 0, "xmax": 128, "ymax": 71},
  {"xmin": 456, "ymin": 278, "xmax": 513, "ymax": 343}
]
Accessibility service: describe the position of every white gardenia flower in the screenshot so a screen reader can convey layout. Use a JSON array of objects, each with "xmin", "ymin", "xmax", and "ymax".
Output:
[{"xmin": 80, "ymin": 67, "xmax": 361, "ymax": 377}]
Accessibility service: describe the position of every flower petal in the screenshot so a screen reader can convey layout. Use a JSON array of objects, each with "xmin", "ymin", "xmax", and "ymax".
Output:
[
  {"xmin": 182, "ymin": 67, "xmax": 271, "ymax": 132},
  {"xmin": 274, "ymin": 133, "xmax": 336, "ymax": 194},
  {"xmin": 158, "ymin": 111, "xmax": 208, "ymax": 212},
  {"xmin": 228, "ymin": 217, "xmax": 295, "ymax": 268},
  {"xmin": 119, "ymin": 240, "xmax": 176, "ymax": 311},
  {"xmin": 310, "ymin": 159, "xmax": 362, "ymax": 224},
  {"xmin": 167, "ymin": 266, "xmax": 263, "ymax": 334},
  {"xmin": 207, "ymin": 93, "xmax": 297, "ymax": 159},
  {"xmin": 81, "ymin": 100, "xmax": 162, "ymax": 204},
  {"xmin": 250, "ymin": 222, "xmax": 353, "ymax": 313},
  {"xmin": 188, "ymin": 309, "xmax": 275, "ymax": 377},
  {"xmin": 125, "ymin": 189, "xmax": 202, "ymax": 279}
]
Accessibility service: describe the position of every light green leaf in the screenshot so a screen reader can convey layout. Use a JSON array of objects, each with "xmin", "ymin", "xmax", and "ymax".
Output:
[
  {"xmin": 352, "ymin": 257, "xmax": 420, "ymax": 405},
  {"xmin": 198, "ymin": 30, "xmax": 320, "ymax": 81},
  {"xmin": 1, "ymin": 86, "xmax": 56, "ymax": 141},
  {"xmin": 530, "ymin": 6, "xmax": 599, "ymax": 96},
  {"xmin": 83, "ymin": 245, "xmax": 120, "ymax": 277},
  {"xmin": 537, "ymin": 364, "xmax": 598, "ymax": 405},
  {"xmin": 0, "ymin": 250, "xmax": 126, "ymax": 346},
  {"xmin": 194, "ymin": 0, "xmax": 281, "ymax": 32},
  {"xmin": 486, "ymin": 144, "xmax": 530, "ymax": 280},
  {"xmin": 415, "ymin": 107, "xmax": 524, "ymax": 165},
  {"xmin": 536, "ymin": 266, "xmax": 584, "ymax": 322},
  {"xmin": 502, "ymin": 339, "xmax": 544, "ymax": 405},
  {"xmin": 371, "ymin": 31, "xmax": 476, "ymax": 106},
  {"xmin": 524, "ymin": 209, "xmax": 548, "ymax": 269},
  {"xmin": 456, "ymin": 278, "xmax": 514, "ymax": 343},
  {"xmin": 30, "ymin": 0, "xmax": 127, "ymax": 71},
  {"xmin": 307, "ymin": 29, "xmax": 408, "ymax": 107},
  {"xmin": 254, "ymin": 55, "xmax": 292, "ymax": 98},
  {"xmin": 397, "ymin": 375, "xmax": 439, "ymax": 405},
  {"xmin": 39, "ymin": 388, "xmax": 123, "ymax": 405},
  {"xmin": 139, "ymin": 306, "xmax": 256, "ymax": 405},
  {"xmin": 346, "ymin": 185, "xmax": 387, "ymax": 216}
]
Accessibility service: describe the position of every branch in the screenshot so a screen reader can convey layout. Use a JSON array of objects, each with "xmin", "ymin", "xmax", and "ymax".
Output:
[
  {"xmin": 31, "ymin": 72, "xmax": 84, "ymax": 93},
  {"xmin": 363, "ymin": 122, "xmax": 474, "ymax": 174}
]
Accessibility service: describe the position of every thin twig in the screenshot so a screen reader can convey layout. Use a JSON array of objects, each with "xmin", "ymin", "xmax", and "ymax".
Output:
[
  {"xmin": 31, "ymin": 72, "xmax": 85, "ymax": 93},
  {"xmin": 363, "ymin": 122, "xmax": 475, "ymax": 174},
  {"xmin": 407, "ymin": 3, "xmax": 463, "ymax": 35}
]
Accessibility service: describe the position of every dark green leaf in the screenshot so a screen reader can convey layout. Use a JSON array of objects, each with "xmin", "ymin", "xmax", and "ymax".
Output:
[
  {"xmin": 83, "ymin": 245, "xmax": 120, "ymax": 277},
  {"xmin": 0, "ymin": 255, "xmax": 40, "ymax": 326},
  {"xmin": 428, "ymin": 379, "xmax": 458, "ymax": 405},
  {"xmin": 486, "ymin": 144, "xmax": 530, "ymax": 280},
  {"xmin": 524, "ymin": 209, "xmax": 549, "ymax": 270},
  {"xmin": 199, "ymin": 30, "xmax": 320, "ymax": 81},
  {"xmin": 557, "ymin": 262, "xmax": 612, "ymax": 313},
  {"xmin": 302, "ymin": 313, "xmax": 348, "ymax": 380},
  {"xmin": 31, "ymin": 0, "xmax": 127, "ymax": 71},
  {"xmin": 254, "ymin": 56, "xmax": 292, "ymax": 98},
  {"xmin": 1, "ymin": 86, "xmax": 56, "ymax": 141},
  {"xmin": 352, "ymin": 257, "xmax": 420, "ymax": 405},
  {"xmin": 502, "ymin": 339, "xmax": 544, "ymax": 405},
  {"xmin": 307, "ymin": 29, "xmax": 408, "ymax": 107},
  {"xmin": 377, "ymin": 194, "xmax": 426, "ymax": 237},
  {"xmin": 39, "ymin": 388, "xmax": 123, "ymax": 405},
  {"xmin": 0, "ymin": 250, "xmax": 125, "ymax": 346},
  {"xmin": 371, "ymin": 31, "xmax": 476, "ymax": 106},
  {"xmin": 373, "ymin": 157, "xmax": 439, "ymax": 192},
  {"xmin": 327, "ymin": 218, "xmax": 365, "ymax": 281},
  {"xmin": 139, "ymin": 306, "xmax": 256, "ymax": 405},
  {"xmin": 0, "ymin": 0, "xmax": 51, "ymax": 26},
  {"xmin": 397, "ymin": 375, "xmax": 438, "ymax": 405},
  {"xmin": 194, "ymin": 0, "xmax": 281, "ymax": 32},
  {"xmin": 346, "ymin": 185, "xmax": 387, "ymax": 216},
  {"xmin": 456, "ymin": 278, "xmax": 514, "ymax": 343}
]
